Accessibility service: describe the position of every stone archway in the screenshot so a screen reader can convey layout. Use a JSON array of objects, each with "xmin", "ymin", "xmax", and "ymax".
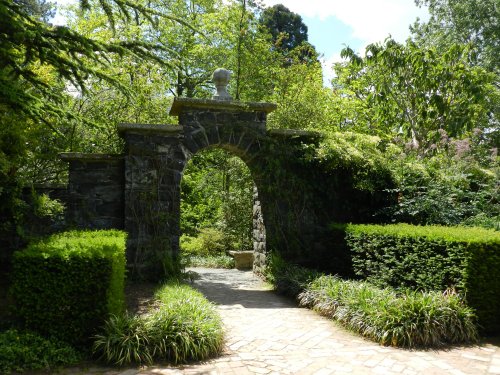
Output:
[{"xmin": 116, "ymin": 98, "xmax": 275, "ymax": 278}]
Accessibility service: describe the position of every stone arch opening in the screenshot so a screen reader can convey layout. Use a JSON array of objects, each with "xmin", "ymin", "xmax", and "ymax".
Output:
[{"xmin": 179, "ymin": 146, "xmax": 266, "ymax": 271}]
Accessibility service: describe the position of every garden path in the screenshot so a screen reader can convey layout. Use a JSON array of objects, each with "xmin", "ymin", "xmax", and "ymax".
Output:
[{"xmin": 71, "ymin": 267, "xmax": 500, "ymax": 375}]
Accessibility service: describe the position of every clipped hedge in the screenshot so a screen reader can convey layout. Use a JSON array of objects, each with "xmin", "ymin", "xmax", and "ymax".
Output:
[
  {"xmin": 10, "ymin": 230, "xmax": 126, "ymax": 346},
  {"xmin": 346, "ymin": 224, "xmax": 500, "ymax": 333}
]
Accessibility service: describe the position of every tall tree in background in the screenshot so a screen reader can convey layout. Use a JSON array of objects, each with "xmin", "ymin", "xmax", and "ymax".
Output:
[
  {"xmin": 259, "ymin": 4, "xmax": 308, "ymax": 53},
  {"xmin": 14, "ymin": 0, "xmax": 55, "ymax": 21},
  {"xmin": 412, "ymin": 0, "xmax": 499, "ymax": 75}
]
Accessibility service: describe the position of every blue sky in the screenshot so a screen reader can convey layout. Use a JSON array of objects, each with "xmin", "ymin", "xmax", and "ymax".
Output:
[
  {"xmin": 261, "ymin": 0, "xmax": 429, "ymax": 81},
  {"xmin": 53, "ymin": 0, "xmax": 429, "ymax": 82}
]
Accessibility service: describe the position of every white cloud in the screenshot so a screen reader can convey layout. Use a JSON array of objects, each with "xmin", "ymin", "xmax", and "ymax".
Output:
[
  {"xmin": 320, "ymin": 53, "xmax": 342, "ymax": 85},
  {"xmin": 261, "ymin": 0, "xmax": 428, "ymax": 46}
]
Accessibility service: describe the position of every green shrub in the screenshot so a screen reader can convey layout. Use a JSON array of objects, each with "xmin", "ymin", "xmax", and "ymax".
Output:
[
  {"xmin": 93, "ymin": 282, "xmax": 223, "ymax": 365},
  {"xmin": 180, "ymin": 228, "xmax": 227, "ymax": 256},
  {"xmin": 0, "ymin": 329, "xmax": 80, "ymax": 374},
  {"xmin": 263, "ymin": 254, "xmax": 320, "ymax": 298},
  {"xmin": 185, "ymin": 254, "xmax": 235, "ymax": 269},
  {"xmin": 382, "ymin": 140, "xmax": 499, "ymax": 228},
  {"xmin": 10, "ymin": 230, "xmax": 126, "ymax": 346},
  {"xmin": 345, "ymin": 224, "xmax": 500, "ymax": 333},
  {"xmin": 299, "ymin": 275, "xmax": 478, "ymax": 348}
]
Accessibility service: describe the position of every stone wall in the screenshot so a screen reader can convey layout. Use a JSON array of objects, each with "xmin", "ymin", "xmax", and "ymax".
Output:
[
  {"xmin": 118, "ymin": 125, "xmax": 186, "ymax": 280},
  {"xmin": 61, "ymin": 97, "xmax": 393, "ymax": 280},
  {"xmin": 60, "ymin": 153, "xmax": 125, "ymax": 229}
]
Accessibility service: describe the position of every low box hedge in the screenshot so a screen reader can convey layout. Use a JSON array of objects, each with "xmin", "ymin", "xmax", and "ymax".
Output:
[
  {"xmin": 345, "ymin": 224, "xmax": 500, "ymax": 333},
  {"xmin": 10, "ymin": 230, "xmax": 126, "ymax": 346}
]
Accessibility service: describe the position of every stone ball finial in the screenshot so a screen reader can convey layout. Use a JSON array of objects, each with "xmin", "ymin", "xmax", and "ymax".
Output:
[{"xmin": 212, "ymin": 68, "xmax": 232, "ymax": 101}]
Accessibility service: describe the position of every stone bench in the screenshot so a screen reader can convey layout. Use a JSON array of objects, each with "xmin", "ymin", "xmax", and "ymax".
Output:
[{"xmin": 228, "ymin": 251, "xmax": 254, "ymax": 270}]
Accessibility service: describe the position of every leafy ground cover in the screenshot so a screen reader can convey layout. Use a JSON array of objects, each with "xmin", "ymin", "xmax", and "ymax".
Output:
[
  {"xmin": 93, "ymin": 281, "xmax": 224, "ymax": 366},
  {"xmin": 0, "ymin": 329, "xmax": 81, "ymax": 374},
  {"xmin": 299, "ymin": 276, "xmax": 478, "ymax": 348},
  {"xmin": 265, "ymin": 256, "xmax": 479, "ymax": 348}
]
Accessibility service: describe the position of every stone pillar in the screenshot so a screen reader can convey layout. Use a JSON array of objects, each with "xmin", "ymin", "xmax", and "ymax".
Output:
[
  {"xmin": 252, "ymin": 185, "xmax": 267, "ymax": 273},
  {"xmin": 118, "ymin": 124, "xmax": 187, "ymax": 280}
]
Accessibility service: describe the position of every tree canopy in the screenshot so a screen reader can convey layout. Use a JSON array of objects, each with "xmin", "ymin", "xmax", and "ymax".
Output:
[
  {"xmin": 332, "ymin": 39, "xmax": 497, "ymax": 151},
  {"xmin": 259, "ymin": 4, "xmax": 308, "ymax": 53},
  {"xmin": 412, "ymin": 0, "xmax": 500, "ymax": 74},
  {"xmin": 0, "ymin": 0, "xmax": 186, "ymax": 125}
]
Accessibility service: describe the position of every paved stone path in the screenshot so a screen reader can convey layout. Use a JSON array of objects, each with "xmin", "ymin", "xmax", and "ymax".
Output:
[{"xmin": 68, "ymin": 268, "xmax": 500, "ymax": 375}]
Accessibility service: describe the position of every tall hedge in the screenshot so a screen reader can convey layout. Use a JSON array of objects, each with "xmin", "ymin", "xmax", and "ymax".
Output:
[
  {"xmin": 345, "ymin": 224, "xmax": 500, "ymax": 333},
  {"xmin": 10, "ymin": 230, "xmax": 126, "ymax": 346}
]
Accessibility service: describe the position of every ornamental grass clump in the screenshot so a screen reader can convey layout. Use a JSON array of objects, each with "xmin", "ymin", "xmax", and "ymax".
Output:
[
  {"xmin": 263, "ymin": 254, "xmax": 320, "ymax": 298},
  {"xmin": 298, "ymin": 275, "xmax": 478, "ymax": 348},
  {"xmin": 93, "ymin": 282, "xmax": 223, "ymax": 366}
]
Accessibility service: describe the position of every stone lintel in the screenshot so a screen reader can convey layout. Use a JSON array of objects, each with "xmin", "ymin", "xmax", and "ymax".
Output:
[
  {"xmin": 117, "ymin": 123, "xmax": 183, "ymax": 134},
  {"xmin": 268, "ymin": 129, "xmax": 322, "ymax": 139},
  {"xmin": 59, "ymin": 153, "xmax": 123, "ymax": 162},
  {"xmin": 169, "ymin": 97, "xmax": 277, "ymax": 116}
]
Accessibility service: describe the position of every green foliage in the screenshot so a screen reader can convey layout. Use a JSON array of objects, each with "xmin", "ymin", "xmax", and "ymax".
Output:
[
  {"xmin": 180, "ymin": 227, "xmax": 236, "ymax": 269},
  {"xmin": 333, "ymin": 39, "xmax": 497, "ymax": 151},
  {"xmin": 345, "ymin": 223, "xmax": 500, "ymax": 333},
  {"xmin": 413, "ymin": 0, "xmax": 500, "ymax": 73},
  {"xmin": 93, "ymin": 282, "xmax": 223, "ymax": 365},
  {"xmin": 185, "ymin": 254, "xmax": 235, "ymax": 269},
  {"xmin": 382, "ymin": 136, "xmax": 499, "ymax": 228},
  {"xmin": 10, "ymin": 230, "xmax": 126, "ymax": 346},
  {"xmin": 0, "ymin": 329, "xmax": 80, "ymax": 374},
  {"xmin": 0, "ymin": 0, "xmax": 175, "ymax": 126},
  {"xmin": 266, "ymin": 58, "xmax": 331, "ymax": 130},
  {"xmin": 299, "ymin": 275, "xmax": 478, "ymax": 348},
  {"xmin": 180, "ymin": 229, "xmax": 226, "ymax": 256},
  {"xmin": 181, "ymin": 148, "xmax": 254, "ymax": 252},
  {"xmin": 31, "ymin": 192, "xmax": 65, "ymax": 219},
  {"xmin": 15, "ymin": 0, "xmax": 55, "ymax": 22},
  {"xmin": 259, "ymin": 4, "xmax": 309, "ymax": 53},
  {"xmin": 0, "ymin": 112, "xmax": 30, "ymax": 262},
  {"xmin": 263, "ymin": 254, "xmax": 320, "ymax": 298},
  {"xmin": 315, "ymin": 132, "xmax": 394, "ymax": 192}
]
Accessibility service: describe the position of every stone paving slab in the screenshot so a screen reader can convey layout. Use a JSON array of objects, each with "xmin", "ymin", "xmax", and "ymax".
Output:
[{"xmin": 60, "ymin": 268, "xmax": 500, "ymax": 375}]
